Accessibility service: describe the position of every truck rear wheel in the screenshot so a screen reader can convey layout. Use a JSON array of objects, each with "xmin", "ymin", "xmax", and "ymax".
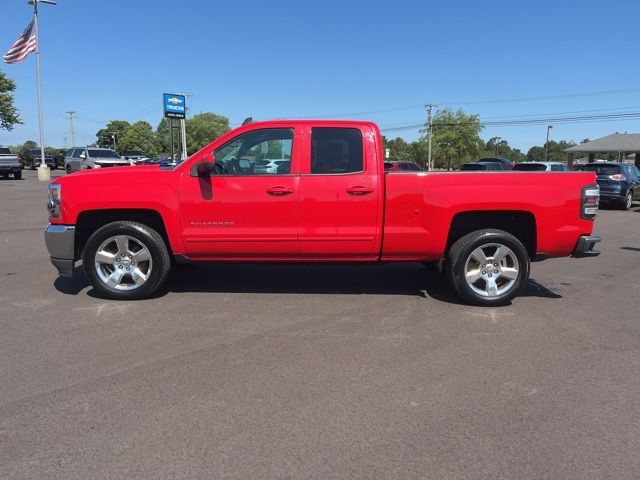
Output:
[
  {"xmin": 445, "ymin": 229, "xmax": 529, "ymax": 306},
  {"xmin": 13, "ymin": 171, "xmax": 22, "ymax": 180},
  {"xmin": 83, "ymin": 221, "xmax": 171, "ymax": 300}
]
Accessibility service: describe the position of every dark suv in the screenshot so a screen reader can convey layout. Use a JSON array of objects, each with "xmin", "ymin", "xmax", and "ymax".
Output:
[
  {"xmin": 582, "ymin": 162, "xmax": 640, "ymax": 210},
  {"xmin": 21, "ymin": 148, "xmax": 56, "ymax": 170},
  {"xmin": 478, "ymin": 157, "xmax": 515, "ymax": 170},
  {"xmin": 460, "ymin": 162, "xmax": 504, "ymax": 171}
]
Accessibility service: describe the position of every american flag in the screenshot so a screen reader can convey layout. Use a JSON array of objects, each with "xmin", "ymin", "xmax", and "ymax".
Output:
[{"xmin": 3, "ymin": 20, "xmax": 37, "ymax": 64}]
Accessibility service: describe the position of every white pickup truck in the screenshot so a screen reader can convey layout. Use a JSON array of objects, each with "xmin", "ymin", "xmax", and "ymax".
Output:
[{"xmin": 0, "ymin": 146, "xmax": 22, "ymax": 180}]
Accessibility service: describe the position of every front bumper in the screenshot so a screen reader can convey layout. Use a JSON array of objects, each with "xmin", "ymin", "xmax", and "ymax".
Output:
[
  {"xmin": 572, "ymin": 235, "xmax": 602, "ymax": 258},
  {"xmin": 44, "ymin": 224, "xmax": 75, "ymax": 277}
]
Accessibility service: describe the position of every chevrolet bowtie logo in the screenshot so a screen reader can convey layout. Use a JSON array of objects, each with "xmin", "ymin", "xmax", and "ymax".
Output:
[{"xmin": 167, "ymin": 97, "xmax": 182, "ymax": 105}]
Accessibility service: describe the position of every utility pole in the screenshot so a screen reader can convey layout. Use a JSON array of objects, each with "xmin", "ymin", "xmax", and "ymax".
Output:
[
  {"xmin": 65, "ymin": 111, "xmax": 77, "ymax": 147},
  {"xmin": 111, "ymin": 133, "xmax": 117, "ymax": 151},
  {"xmin": 495, "ymin": 136, "xmax": 503, "ymax": 156},
  {"xmin": 426, "ymin": 104, "xmax": 436, "ymax": 171},
  {"xmin": 545, "ymin": 125, "xmax": 553, "ymax": 161}
]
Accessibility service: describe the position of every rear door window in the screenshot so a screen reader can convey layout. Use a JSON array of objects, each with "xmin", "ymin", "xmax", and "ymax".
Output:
[{"xmin": 311, "ymin": 128, "xmax": 363, "ymax": 174}]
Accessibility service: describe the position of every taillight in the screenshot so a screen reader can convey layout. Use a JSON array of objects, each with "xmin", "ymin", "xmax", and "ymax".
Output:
[
  {"xmin": 581, "ymin": 184, "xmax": 599, "ymax": 220},
  {"xmin": 608, "ymin": 173, "xmax": 626, "ymax": 181}
]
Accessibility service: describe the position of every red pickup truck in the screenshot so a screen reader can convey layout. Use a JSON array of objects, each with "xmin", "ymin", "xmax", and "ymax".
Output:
[{"xmin": 44, "ymin": 120, "xmax": 601, "ymax": 305}]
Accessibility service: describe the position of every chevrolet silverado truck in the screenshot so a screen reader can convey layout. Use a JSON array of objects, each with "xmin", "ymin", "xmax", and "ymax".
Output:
[
  {"xmin": 0, "ymin": 146, "xmax": 22, "ymax": 179},
  {"xmin": 44, "ymin": 120, "xmax": 602, "ymax": 305}
]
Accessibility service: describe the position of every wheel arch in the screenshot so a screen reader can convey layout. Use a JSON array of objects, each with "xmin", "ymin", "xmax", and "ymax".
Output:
[
  {"xmin": 74, "ymin": 209, "xmax": 172, "ymax": 260},
  {"xmin": 446, "ymin": 210, "xmax": 537, "ymax": 259}
]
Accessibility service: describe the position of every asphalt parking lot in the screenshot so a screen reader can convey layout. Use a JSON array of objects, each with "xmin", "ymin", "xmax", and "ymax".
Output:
[{"xmin": 1, "ymin": 170, "xmax": 639, "ymax": 479}]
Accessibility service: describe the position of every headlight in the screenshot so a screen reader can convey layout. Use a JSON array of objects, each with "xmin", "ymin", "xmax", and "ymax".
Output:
[{"xmin": 47, "ymin": 183, "xmax": 61, "ymax": 218}]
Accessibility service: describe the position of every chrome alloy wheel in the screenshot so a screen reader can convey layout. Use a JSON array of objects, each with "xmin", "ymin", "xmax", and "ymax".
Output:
[
  {"xmin": 463, "ymin": 243, "xmax": 520, "ymax": 298},
  {"xmin": 626, "ymin": 191, "xmax": 633, "ymax": 209},
  {"xmin": 94, "ymin": 235, "xmax": 152, "ymax": 290}
]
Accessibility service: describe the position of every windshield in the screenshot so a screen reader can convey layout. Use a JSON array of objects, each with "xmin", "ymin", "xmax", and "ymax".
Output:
[
  {"xmin": 88, "ymin": 149, "xmax": 121, "ymax": 159},
  {"xmin": 583, "ymin": 164, "xmax": 620, "ymax": 175},
  {"xmin": 514, "ymin": 163, "xmax": 546, "ymax": 171},
  {"xmin": 0, "ymin": 147, "xmax": 12, "ymax": 155}
]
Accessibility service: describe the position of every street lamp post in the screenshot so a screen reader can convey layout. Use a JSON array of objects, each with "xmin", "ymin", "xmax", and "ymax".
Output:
[
  {"xmin": 28, "ymin": 0, "xmax": 57, "ymax": 181},
  {"xmin": 544, "ymin": 125, "xmax": 553, "ymax": 162}
]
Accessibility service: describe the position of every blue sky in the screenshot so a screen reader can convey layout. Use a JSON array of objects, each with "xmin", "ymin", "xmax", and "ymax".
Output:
[{"xmin": 1, "ymin": 0, "xmax": 639, "ymax": 152}]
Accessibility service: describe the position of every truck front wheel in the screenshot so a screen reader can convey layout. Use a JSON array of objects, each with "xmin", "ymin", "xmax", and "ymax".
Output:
[
  {"xmin": 445, "ymin": 229, "xmax": 530, "ymax": 306},
  {"xmin": 83, "ymin": 221, "xmax": 171, "ymax": 300}
]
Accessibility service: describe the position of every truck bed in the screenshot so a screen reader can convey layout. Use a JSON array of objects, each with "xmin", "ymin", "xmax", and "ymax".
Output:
[{"xmin": 382, "ymin": 171, "xmax": 597, "ymax": 261}]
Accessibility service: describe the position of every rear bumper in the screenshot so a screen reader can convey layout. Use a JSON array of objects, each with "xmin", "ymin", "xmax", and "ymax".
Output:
[
  {"xmin": 572, "ymin": 235, "xmax": 602, "ymax": 258},
  {"xmin": 44, "ymin": 224, "xmax": 75, "ymax": 277}
]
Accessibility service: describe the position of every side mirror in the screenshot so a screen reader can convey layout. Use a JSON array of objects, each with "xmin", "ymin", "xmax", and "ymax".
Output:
[{"xmin": 193, "ymin": 152, "xmax": 216, "ymax": 176}]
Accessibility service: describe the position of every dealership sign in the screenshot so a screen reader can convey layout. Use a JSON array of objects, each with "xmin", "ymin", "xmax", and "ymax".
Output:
[{"xmin": 163, "ymin": 93, "xmax": 186, "ymax": 119}]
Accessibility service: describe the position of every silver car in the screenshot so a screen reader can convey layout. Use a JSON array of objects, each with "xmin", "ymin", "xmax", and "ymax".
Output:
[{"xmin": 64, "ymin": 147, "xmax": 130, "ymax": 173}]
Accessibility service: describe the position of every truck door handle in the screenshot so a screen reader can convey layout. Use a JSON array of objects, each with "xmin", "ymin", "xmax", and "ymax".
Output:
[
  {"xmin": 347, "ymin": 186, "xmax": 373, "ymax": 196},
  {"xmin": 266, "ymin": 186, "xmax": 293, "ymax": 196}
]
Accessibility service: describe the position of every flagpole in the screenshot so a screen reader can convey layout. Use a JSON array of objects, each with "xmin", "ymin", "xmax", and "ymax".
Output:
[{"xmin": 32, "ymin": 0, "xmax": 51, "ymax": 181}]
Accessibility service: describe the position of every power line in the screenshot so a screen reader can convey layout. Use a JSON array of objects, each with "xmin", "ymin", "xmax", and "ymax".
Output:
[
  {"xmin": 381, "ymin": 105, "xmax": 640, "ymax": 129},
  {"xmin": 288, "ymin": 88, "xmax": 640, "ymax": 119},
  {"xmin": 381, "ymin": 111, "xmax": 640, "ymax": 133}
]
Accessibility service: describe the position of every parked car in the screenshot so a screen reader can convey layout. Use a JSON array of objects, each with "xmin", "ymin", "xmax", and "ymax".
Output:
[
  {"xmin": 134, "ymin": 157, "xmax": 183, "ymax": 167},
  {"xmin": 45, "ymin": 120, "xmax": 602, "ymax": 306},
  {"xmin": 21, "ymin": 148, "xmax": 56, "ymax": 170},
  {"xmin": 582, "ymin": 162, "xmax": 640, "ymax": 210},
  {"xmin": 513, "ymin": 162, "xmax": 570, "ymax": 172},
  {"xmin": 478, "ymin": 157, "xmax": 515, "ymax": 170},
  {"xmin": 64, "ymin": 147, "xmax": 130, "ymax": 173},
  {"xmin": 460, "ymin": 162, "xmax": 504, "ymax": 171},
  {"xmin": 0, "ymin": 146, "xmax": 22, "ymax": 179},
  {"xmin": 384, "ymin": 161, "xmax": 422, "ymax": 172},
  {"xmin": 122, "ymin": 150, "xmax": 148, "ymax": 164}
]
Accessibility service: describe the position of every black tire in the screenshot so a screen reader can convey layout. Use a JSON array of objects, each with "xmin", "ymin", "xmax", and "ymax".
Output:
[
  {"xmin": 83, "ymin": 221, "xmax": 171, "ymax": 300},
  {"xmin": 31, "ymin": 162, "xmax": 36, "ymax": 170},
  {"xmin": 445, "ymin": 229, "xmax": 530, "ymax": 306},
  {"xmin": 66, "ymin": 165, "xmax": 72, "ymax": 174},
  {"xmin": 620, "ymin": 190, "xmax": 633, "ymax": 210},
  {"xmin": 1, "ymin": 173, "xmax": 9, "ymax": 180},
  {"xmin": 13, "ymin": 171, "xmax": 22, "ymax": 180}
]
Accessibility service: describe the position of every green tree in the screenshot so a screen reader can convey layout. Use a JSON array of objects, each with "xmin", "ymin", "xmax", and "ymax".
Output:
[
  {"xmin": 155, "ymin": 118, "xmax": 172, "ymax": 154},
  {"xmin": 22, "ymin": 140, "xmax": 38, "ymax": 154},
  {"xmin": 426, "ymin": 108, "xmax": 484, "ymax": 170},
  {"xmin": 96, "ymin": 120, "xmax": 131, "ymax": 150},
  {"xmin": 185, "ymin": 112, "xmax": 230, "ymax": 154},
  {"xmin": 118, "ymin": 121, "xmax": 160, "ymax": 157},
  {"xmin": 483, "ymin": 137, "xmax": 526, "ymax": 163},
  {"xmin": 0, "ymin": 71, "xmax": 21, "ymax": 131},
  {"xmin": 526, "ymin": 140, "xmax": 576, "ymax": 162},
  {"xmin": 385, "ymin": 137, "xmax": 411, "ymax": 161}
]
